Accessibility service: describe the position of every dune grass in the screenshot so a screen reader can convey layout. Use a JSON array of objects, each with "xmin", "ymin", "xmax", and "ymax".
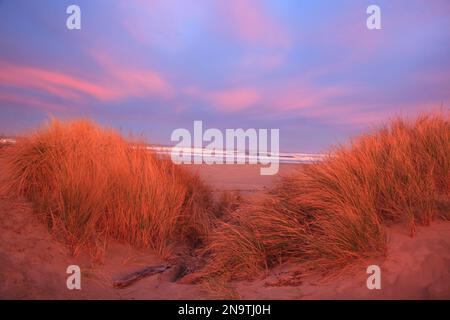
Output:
[
  {"xmin": 200, "ymin": 111, "xmax": 449, "ymax": 282},
  {"xmin": 1, "ymin": 112, "xmax": 448, "ymax": 284},
  {"xmin": 2, "ymin": 119, "xmax": 214, "ymax": 258}
]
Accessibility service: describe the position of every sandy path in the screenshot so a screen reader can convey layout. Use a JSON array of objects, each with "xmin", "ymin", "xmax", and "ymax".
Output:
[{"xmin": 185, "ymin": 164, "xmax": 301, "ymax": 194}]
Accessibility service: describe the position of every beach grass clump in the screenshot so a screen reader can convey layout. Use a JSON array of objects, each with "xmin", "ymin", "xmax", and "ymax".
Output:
[
  {"xmin": 3, "ymin": 118, "xmax": 214, "ymax": 257},
  {"xmin": 201, "ymin": 111, "xmax": 449, "ymax": 280}
]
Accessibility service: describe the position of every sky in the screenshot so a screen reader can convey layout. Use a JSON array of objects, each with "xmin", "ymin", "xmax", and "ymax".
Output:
[{"xmin": 0, "ymin": 0, "xmax": 449, "ymax": 152}]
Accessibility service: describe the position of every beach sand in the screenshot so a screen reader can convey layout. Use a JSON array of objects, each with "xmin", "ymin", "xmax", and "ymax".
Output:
[{"xmin": 0, "ymin": 162, "xmax": 449, "ymax": 299}]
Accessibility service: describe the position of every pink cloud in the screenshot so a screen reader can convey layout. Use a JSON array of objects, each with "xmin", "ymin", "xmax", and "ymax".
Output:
[
  {"xmin": 264, "ymin": 76, "xmax": 355, "ymax": 111},
  {"xmin": 218, "ymin": 0, "xmax": 290, "ymax": 48},
  {"xmin": 265, "ymin": 75, "xmax": 446, "ymax": 126},
  {"xmin": 323, "ymin": 101, "xmax": 445, "ymax": 126},
  {"xmin": 184, "ymin": 86, "xmax": 261, "ymax": 112},
  {"xmin": 0, "ymin": 61, "xmax": 113, "ymax": 101},
  {"xmin": 0, "ymin": 91, "xmax": 67, "ymax": 112},
  {"xmin": 91, "ymin": 51, "xmax": 173, "ymax": 99},
  {"xmin": 273, "ymin": 85, "xmax": 348, "ymax": 111},
  {"xmin": 119, "ymin": 0, "xmax": 290, "ymax": 49},
  {"xmin": 0, "ymin": 53, "xmax": 173, "ymax": 112},
  {"xmin": 207, "ymin": 88, "xmax": 261, "ymax": 111},
  {"xmin": 182, "ymin": 72, "xmax": 353, "ymax": 115},
  {"xmin": 245, "ymin": 75, "xmax": 394, "ymax": 126}
]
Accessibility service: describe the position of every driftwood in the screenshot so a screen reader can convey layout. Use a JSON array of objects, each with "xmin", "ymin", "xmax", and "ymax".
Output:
[{"xmin": 113, "ymin": 265, "xmax": 170, "ymax": 288}]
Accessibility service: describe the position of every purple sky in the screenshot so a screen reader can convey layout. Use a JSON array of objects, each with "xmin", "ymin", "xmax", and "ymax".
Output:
[{"xmin": 0, "ymin": 0, "xmax": 449, "ymax": 152}]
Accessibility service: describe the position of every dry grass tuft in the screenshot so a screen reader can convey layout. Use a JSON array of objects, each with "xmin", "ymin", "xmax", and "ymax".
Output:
[
  {"xmin": 200, "ymin": 111, "xmax": 449, "ymax": 281},
  {"xmin": 213, "ymin": 191, "xmax": 243, "ymax": 218},
  {"xmin": 3, "ymin": 118, "xmax": 214, "ymax": 258}
]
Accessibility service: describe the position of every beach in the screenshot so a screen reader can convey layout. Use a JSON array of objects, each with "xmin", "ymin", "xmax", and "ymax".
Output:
[{"xmin": 1, "ymin": 157, "xmax": 449, "ymax": 299}]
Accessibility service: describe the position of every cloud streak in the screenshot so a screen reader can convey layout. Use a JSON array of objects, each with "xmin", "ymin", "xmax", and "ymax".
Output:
[{"xmin": 0, "ymin": 52, "xmax": 174, "ymax": 113}]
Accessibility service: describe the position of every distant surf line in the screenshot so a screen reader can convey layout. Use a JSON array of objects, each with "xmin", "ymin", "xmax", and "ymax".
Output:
[
  {"xmin": 149, "ymin": 145, "xmax": 325, "ymax": 164},
  {"xmin": 0, "ymin": 139, "xmax": 325, "ymax": 164}
]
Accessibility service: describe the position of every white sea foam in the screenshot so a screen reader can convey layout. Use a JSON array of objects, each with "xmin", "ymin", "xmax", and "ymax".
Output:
[{"xmin": 149, "ymin": 145, "xmax": 325, "ymax": 164}]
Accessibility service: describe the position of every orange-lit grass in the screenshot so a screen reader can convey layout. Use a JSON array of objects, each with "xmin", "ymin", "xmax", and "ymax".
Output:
[
  {"xmin": 201, "ymin": 111, "xmax": 449, "ymax": 281},
  {"xmin": 3, "ymin": 119, "xmax": 214, "ymax": 257}
]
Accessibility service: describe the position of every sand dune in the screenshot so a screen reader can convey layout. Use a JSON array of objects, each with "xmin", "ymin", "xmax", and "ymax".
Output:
[
  {"xmin": 1, "ymin": 163, "xmax": 449, "ymax": 300},
  {"xmin": 1, "ymin": 114, "xmax": 448, "ymax": 300},
  {"xmin": 235, "ymin": 222, "xmax": 450, "ymax": 300}
]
